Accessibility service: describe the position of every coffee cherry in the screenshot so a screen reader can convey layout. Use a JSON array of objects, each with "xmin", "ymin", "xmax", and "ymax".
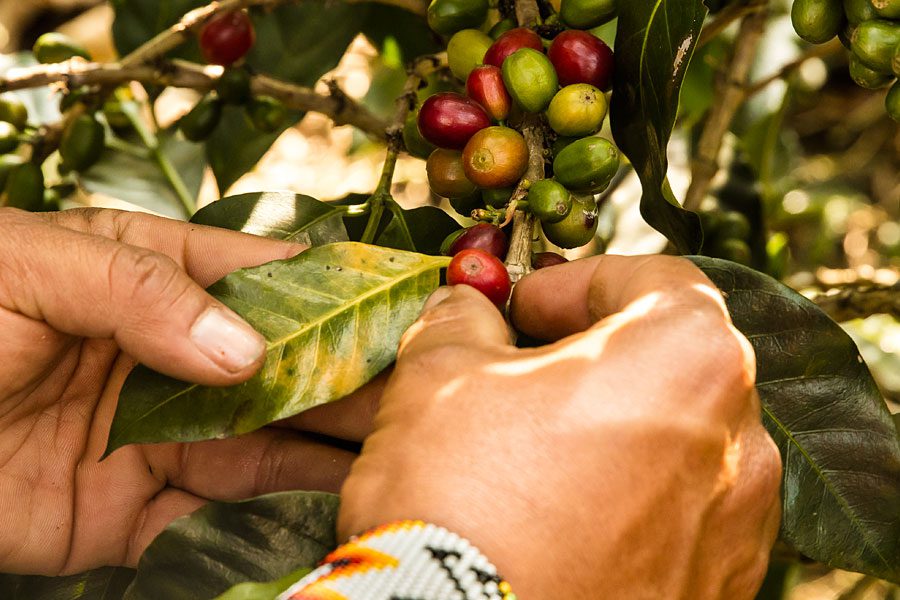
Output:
[
  {"xmin": 446, "ymin": 248, "xmax": 512, "ymax": 307},
  {"xmin": 709, "ymin": 239, "xmax": 752, "ymax": 265},
  {"xmin": 403, "ymin": 110, "xmax": 437, "ymax": 159},
  {"xmin": 0, "ymin": 122, "xmax": 18, "ymax": 155},
  {"xmin": 448, "ymin": 29, "xmax": 493, "ymax": 81},
  {"xmin": 791, "ymin": 0, "xmax": 843, "ymax": 44},
  {"xmin": 547, "ymin": 84, "xmax": 608, "ymax": 137},
  {"xmin": 886, "ymin": 80, "xmax": 900, "ymax": 122},
  {"xmin": 33, "ymin": 32, "xmax": 91, "ymax": 64},
  {"xmin": 548, "ymin": 30, "xmax": 615, "ymax": 91},
  {"xmin": 216, "ymin": 67, "xmax": 252, "ymax": 105},
  {"xmin": 440, "ymin": 229, "xmax": 467, "ymax": 255},
  {"xmin": 483, "ymin": 186, "xmax": 515, "ymax": 208},
  {"xmin": 246, "ymin": 95, "xmax": 288, "ymax": 133},
  {"xmin": 60, "ymin": 114, "xmax": 105, "ymax": 172},
  {"xmin": 449, "ymin": 192, "xmax": 484, "ymax": 216},
  {"xmin": 849, "ymin": 53, "xmax": 894, "ymax": 87},
  {"xmin": 200, "ymin": 11, "xmax": 255, "ymax": 66},
  {"xmin": 462, "ymin": 126, "xmax": 529, "ymax": 189},
  {"xmin": 418, "ymin": 92, "xmax": 491, "ymax": 150},
  {"xmin": 844, "ymin": 0, "xmax": 878, "ymax": 24},
  {"xmin": 872, "ymin": 0, "xmax": 900, "ymax": 19},
  {"xmin": 179, "ymin": 94, "xmax": 223, "ymax": 142},
  {"xmin": 851, "ymin": 20, "xmax": 900, "ymax": 73},
  {"xmin": 532, "ymin": 252, "xmax": 569, "ymax": 270},
  {"xmin": 719, "ymin": 211, "xmax": 752, "ymax": 241},
  {"xmin": 527, "ymin": 179, "xmax": 573, "ymax": 224},
  {"xmin": 502, "ymin": 48, "xmax": 559, "ymax": 113},
  {"xmin": 560, "ymin": 0, "xmax": 617, "ymax": 29},
  {"xmin": 427, "ymin": 0, "xmax": 490, "ymax": 36},
  {"xmin": 489, "ymin": 18, "xmax": 517, "ymax": 40},
  {"xmin": 484, "ymin": 27, "xmax": 544, "ymax": 68},
  {"xmin": 542, "ymin": 195, "xmax": 599, "ymax": 249},
  {"xmin": 467, "ymin": 65, "xmax": 512, "ymax": 121},
  {"xmin": 0, "ymin": 96, "xmax": 28, "ymax": 131},
  {"xmin": 448, "ymin": 223, "xmax": 509, "ymax": 259},
  {"xmin": 0, "ymin": 155, "xmax": 23, "ymax": 192},
  {"xmin": 553, "ymin": 137, "xmax": 619, "ymax": 193},
  {"xmin": 427, "ymin": 148, "xmax": 478, "ymax": 198},
  {"xmin": 4, "ymin": 162, "xmax": 44, "ymax": 212}
]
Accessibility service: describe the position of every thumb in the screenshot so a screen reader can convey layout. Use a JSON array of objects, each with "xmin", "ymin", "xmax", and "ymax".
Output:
[
  {"xmin": 397, "ymin": 285, "xmax": 512, "ymax": 361},
  {"xmin": 3, "ymin": 216, "xmax": 266, "ymax": 386}
]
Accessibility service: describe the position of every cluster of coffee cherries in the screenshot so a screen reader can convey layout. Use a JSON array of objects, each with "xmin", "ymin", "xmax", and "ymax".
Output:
[
  {"xmin": 178, "ymin": 11, "xmax": 289, "ymax": 141},
  {"xmin": 414, "ymin": 1, "xmax": 620, "ymax": 306},
  {"xmin": 792, "ymin": 0, "xmax": 900, "ymax": 120},
  {"xmin": 0, "ymin": 33, "xmax": 105, "ymax": 212}
]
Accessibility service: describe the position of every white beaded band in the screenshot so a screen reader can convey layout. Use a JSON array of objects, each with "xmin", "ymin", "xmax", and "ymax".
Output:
[{"xmin": 277, "ymin": 520, "xmax": 516, "ymax": 600}]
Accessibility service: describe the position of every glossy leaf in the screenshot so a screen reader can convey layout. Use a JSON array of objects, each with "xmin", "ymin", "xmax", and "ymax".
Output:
[
  {"xmin": 106, "ymin": 242, "xmax": 448, "ymax": 452},
  {"xmin": 692, "ymin": 257, "xmax": 900, "ymax": 582},
  {"xmin": 610, "ymin": 1, "xmax": 706, "ymax": 254},
  {"xmin": 124, "ymin": 492, "xmax": 338, "ymax": 600},
  {"xmin": 191, "ymin": 192, "xmax": 348, "ymax": 246},
  {"xmin": 81, "ymin": 132, "xmax": 205, "ymax": 220},
  {"xmin": 0, "ymin": 567, "xmax": 135, "ymax": 599},
  {"xmin": 378, "ymin": 203, "xmax": 463, "ymax": 255}
]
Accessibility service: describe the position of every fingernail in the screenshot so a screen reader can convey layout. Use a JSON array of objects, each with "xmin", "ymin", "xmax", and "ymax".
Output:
[
  {"xmin": 423, "ymin": 286, "xmax": 453, "ymax": 312},
  {"xmin": 190, "ymin": 307, "xmax": 266, "ymax": 373}
]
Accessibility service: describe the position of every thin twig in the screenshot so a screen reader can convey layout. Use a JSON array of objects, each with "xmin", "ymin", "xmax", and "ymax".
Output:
[
  {"xmin": 0, "ymin": 59, "xmax": 390, "ymax": 138},
  {"xmin": 745, "ymin": 40, "xmax": 842, "ymax": 97},
  {"xmin": 360, "ymin": 55, "xmax": 444, "ymax": 244},
  {"xmin": 698, "ymin": 1, "xmax": 761, "ymax": 48},
  {"xmin": 684, "ymin": 0, "xmax": 769, "ymax": 212},
  {"xmin": 811, "ymin": 283, "xmax": 900, "ymax": 322}
]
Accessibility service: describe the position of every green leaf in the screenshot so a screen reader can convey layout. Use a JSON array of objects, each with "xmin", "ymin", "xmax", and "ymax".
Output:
[
  {"xmin": 213, "ymin": 568, "xmax": 311, "ymax": 600},
  {"xmin": 124, "ymin": 492, "xmax": 337, "ymax": 600},
  {"xmin": 361, "ymin": 5, "xmax": 443, "ymax": 64},
  {"xmin": 610, "ymin": 1, "xmax": 706, "ymax": 254},
  {"xmin": 0, "ymin": 567, "xmax": 135, "ymax": 599},
  {"xmin": 81, "ymin": 132, "xmax": 205, "ymax": 220},
  {"xmin": 691, "ymin": 257, "xmax": 900, "ymax": 582},
  {"xmin": 106, "ymin": 242, "xmax": 448, "ymax": 452},
  {"xmin": 191, "ymin": 192, "xmax": 348, "ymax": 246},
  {"xmin": 377, "ymin": 203, "xmax": 463, "ymax": 255}
]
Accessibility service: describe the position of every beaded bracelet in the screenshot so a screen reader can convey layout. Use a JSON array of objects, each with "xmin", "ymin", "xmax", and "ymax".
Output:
[{"xmin": 277, "ymin": 520, "xmax": 516, "ymax": 600}]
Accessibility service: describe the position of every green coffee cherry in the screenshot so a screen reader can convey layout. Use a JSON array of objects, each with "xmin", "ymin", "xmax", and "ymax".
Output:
[
  {"xmin": 0, "ymin": 122, "xmax": 19, "ymax": 155},
  {"xmin": 448, "ymin": 191, "xmax": 484, "ymax": 216},
  {"xmin": 403, "ymin": 111, "xmax": 437, "ymax": 159},
  {"xmin": 527, "ymin": 179, "xmax": 572, "ymax": 224},
  {"xmin": 849, "ymin": 53, "xmax": 894, "ymax": 87},
  {"xmin": 440, "ymin": 229, "xmax": 467, "ymax": 255},
  {"xmin": 542, "ymin": 195, "xmax": 598, "ymax": 249},
  {"xmin": 892, "ymin": 39, "xmax": 900, "ymax": 76},
  {"xmin": 886, "ymin": 80, "xmax": 900, "ymax": 122},
  {"xmin": 427, "ymin": 0, "xmax": 490, "ymax": 36},
  {"xmin": 0, "ymin": 96, "xmax": 28, "ymax": 130},
  {"xmin": 216, "ymin": 68, "xmax": 252, "ymax": 105},
  {"xmin": 844, "ymin": 0, "xmax": 878, "ymax": 24},
  {"xmin": 791, "ymin": 0, "xmax": 843, "ymax": 44},
  {"xmin": 546, "ymin": 84, "xmax": 608, "ymax": 137},
  {"xmin": 447, "ymin": 29, "xmax": 493, "ymax": 81},
  {"xmin": 60, "ymin": 114, "xmax": 105, "ymax": 172},
  {"xmin": 852, "ymin": 19, "xmax": 900, "ymax": 73},
  {"xmin": 553, "ymin": 136, "xmax": 619, "ymax": 193},
  {"xmin": 4, "ymin": 162, "xmax": 44, "ymax": 212},
  {"xmin": 0, "ymin": 154, "xmax": 24, "ymax": 192},
  {"xmin": 718, "ymin": 211, "xmax": 752, "ymax": 241},
  {"xmin": 709, "ymin": 239, "xmax": 752, "ymax": 265},
  {"xmin": 482, "ymin": 186, "xmax": 514, "ymax": 209},
  {"xmin": 246, "ymin": 96, "xmax": 288, "ymax": 133},
  {"xmin": 179, "ymin": 94, "xmax": 223, "ymax": 142},
  {"xmin": 501, "ymin": 48, "xmax": 558, "ymax": 113},
  {"xmin": 489, "ymin": 18, "xmax": 516, "ymax": 40},
  {"xmin": 560, "ymin": 0, "xmax": 617, "ymax": 29},
  {"xmin": 871, "ymin": 0, "xmax": 900, "ymax": 19},
  {"xmin": 33, "ymin": 32, "xmax": 91, "ymax": 64}
]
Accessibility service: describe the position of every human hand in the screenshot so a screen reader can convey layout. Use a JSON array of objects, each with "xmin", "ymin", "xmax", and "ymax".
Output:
[
  {"xmin": 338, "ymin": 255, "xmax": 782, "ymax": 599},
  {"xmin": 0, "ymin": 208, "xmax": 376, "ymax": 576}
]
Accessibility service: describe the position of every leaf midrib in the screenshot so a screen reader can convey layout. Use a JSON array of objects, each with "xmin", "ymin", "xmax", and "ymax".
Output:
[
  {"xmin": 109, "ymin": 250, "xmax": 447, "ymax": 446},
  {"xmin": 763, "ymin": 404, "xmax": 893, "ymax": 570}
]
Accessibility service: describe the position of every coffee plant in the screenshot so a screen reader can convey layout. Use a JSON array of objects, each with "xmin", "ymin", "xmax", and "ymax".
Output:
[{"xmin": 0, "ymin": 0, "xmax": 897, "ymax": 597}]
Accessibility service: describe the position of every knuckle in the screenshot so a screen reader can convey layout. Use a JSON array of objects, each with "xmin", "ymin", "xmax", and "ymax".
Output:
[
  {"xmin": 112, "ymin": 247, "xmax": 183, "ymax": 307},
  {"xmin": 254, "ymin": 438, "xmax": 286, "ymax": 494},
  {"xmin": 698, "ymin": 324, "xmax": 757, "ymax": 394}
]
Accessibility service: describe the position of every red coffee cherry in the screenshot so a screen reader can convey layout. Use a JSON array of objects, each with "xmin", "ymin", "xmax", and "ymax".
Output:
[
  {"xmin": 418, "ymin": 92, "xmax": 491, "ymax": 150},
  {"xmin": 200, "ymin": 11, "xmax": 256, "ymax": 66},
  {"xmin": 448, "ymin": 223, "xmax": 510, "ymax": 260},
  {"xmin": 548, "ymin": 30, "xmax": 615, "ymax": 91},
  {"xmin": 466, "ymin": 65, "xmax": 512, "ymax": 122},
  {"xmin": 532, "ymin": 252, "xmax": 569, "ymax": 270},
  {"xmin": 483, "ymin": 27, "xmax": 544, "ymax": 68},
  {"xmin": 446, "ymin": 248, "xmax": 512, "ymax": 307}
]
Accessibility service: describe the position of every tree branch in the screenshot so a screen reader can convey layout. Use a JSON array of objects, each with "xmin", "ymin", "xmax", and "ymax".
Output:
[
  {"xmin": 505, "ymin": 0, "xmax": 545, "ymax": 283},
  {"xmin": 811, "ymin": 284, "xmax": 900, "ymax": 322},
  {"xmin": 0, "ymin": 58, "xmax": 390, "ymax": 138},
  {"xmin": 744, "ymin": 40, "xmax": 842, "ymax": 97},
  {"xmin": 684, "ymin": 0, "xmax": 769, "ymax": 212},
  {"xmin": 120, "ymin": 0, "xmax": 426, "ymax": 68}
]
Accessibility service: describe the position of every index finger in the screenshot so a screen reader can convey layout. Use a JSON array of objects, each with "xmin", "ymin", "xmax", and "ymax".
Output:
[
  {"xmin": 510, "ymin": 255, "xmax": 729, "ymax": 342},
  {"xmin": 43, "ymin": 208, "xmax": 306, "ymax": 286}
]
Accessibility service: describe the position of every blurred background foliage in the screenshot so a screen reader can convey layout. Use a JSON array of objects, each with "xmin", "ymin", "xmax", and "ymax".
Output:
[{"xmin": 0, "ymin": 0, "xmax": 896, "ymax": 598}]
